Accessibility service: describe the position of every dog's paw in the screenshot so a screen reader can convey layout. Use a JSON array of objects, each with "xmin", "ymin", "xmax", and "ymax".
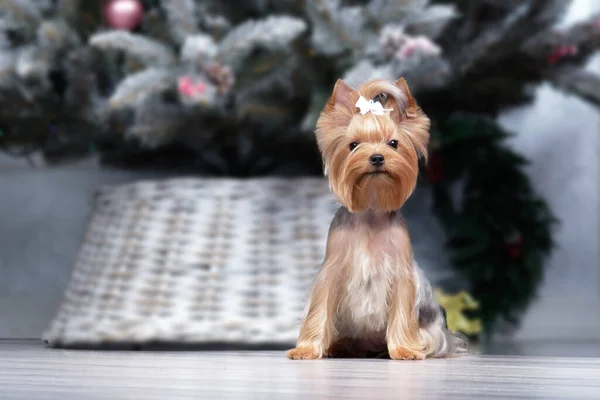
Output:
[
  {"xmin": 388, "ymin": 347, "xmax": 425, "ymax": 361},
  {"xmin": 287, "ymin": 347, "xmax": 322, "ymax": 360}
]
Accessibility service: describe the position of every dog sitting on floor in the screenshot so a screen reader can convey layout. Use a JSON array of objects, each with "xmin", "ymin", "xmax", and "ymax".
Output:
[{"xmin": 287, "ymin": 78, "xmax": 467, "ymax": 360}]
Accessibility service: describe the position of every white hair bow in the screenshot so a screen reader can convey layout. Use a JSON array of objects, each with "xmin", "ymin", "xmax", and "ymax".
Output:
[{"xmin": 355, "ymin": 96, "xmax": 393, "ymax": 116}]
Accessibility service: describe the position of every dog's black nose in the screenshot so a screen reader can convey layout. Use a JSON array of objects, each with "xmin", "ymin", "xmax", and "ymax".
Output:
[{"xmin": 370, "ymin": 154, "xmax": 385, "ymax": 166}]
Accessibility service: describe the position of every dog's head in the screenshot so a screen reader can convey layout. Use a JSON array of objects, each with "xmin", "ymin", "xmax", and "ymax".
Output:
[{"xmin": 315, "ymin": 78, "xmax": 430, "ymax": 212}]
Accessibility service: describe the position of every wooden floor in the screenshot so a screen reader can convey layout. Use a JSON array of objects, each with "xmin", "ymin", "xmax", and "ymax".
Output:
[{"xmin": 2, "ymin": 341, "xmax": 600, "ymax": 399}]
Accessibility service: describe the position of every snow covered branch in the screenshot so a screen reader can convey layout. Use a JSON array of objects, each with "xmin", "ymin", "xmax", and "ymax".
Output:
[{"xmin": 89, "ymin": 31, "xmax": 176, "ymax": 67}]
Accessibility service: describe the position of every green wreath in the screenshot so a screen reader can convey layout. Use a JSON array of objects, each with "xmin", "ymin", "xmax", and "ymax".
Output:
[{"xmin": 426, "ymin": 113, "xmax": 557, "ymax": 334}]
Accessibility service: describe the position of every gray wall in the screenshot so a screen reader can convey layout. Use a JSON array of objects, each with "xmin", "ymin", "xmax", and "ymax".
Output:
[
  {"xmin": 495, "ymin": 0, "xmax": 600, "ymax": 339},
  {"xmin": 497, "ymin": 78, "xmax": 600, "ymax": 341},
  {"xmin": 1, "ymin": 1, "xmax": 599, "ymax": 341}
]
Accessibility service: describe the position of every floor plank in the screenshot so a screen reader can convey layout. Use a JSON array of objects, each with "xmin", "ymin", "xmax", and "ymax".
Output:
[{"xmin": 2, "ymin": 341, "xmax": 600, "ymax": 399}]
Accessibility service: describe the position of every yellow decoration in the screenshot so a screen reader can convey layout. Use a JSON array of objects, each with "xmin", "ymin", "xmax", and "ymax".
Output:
[{"xmin": 434, "ymin": 288, "xmax": 482, "ymax": 336}]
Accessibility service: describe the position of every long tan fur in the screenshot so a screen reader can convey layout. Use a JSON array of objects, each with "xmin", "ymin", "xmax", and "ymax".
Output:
[{"xmin": 287, "ymin": 78, "xmax": 466, "ymax": 360}]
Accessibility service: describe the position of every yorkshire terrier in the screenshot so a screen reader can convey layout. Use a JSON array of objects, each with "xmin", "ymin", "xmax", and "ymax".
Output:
[{"xmin": 287, "ymin": 78, "xmax": 467, "ymax": 360}]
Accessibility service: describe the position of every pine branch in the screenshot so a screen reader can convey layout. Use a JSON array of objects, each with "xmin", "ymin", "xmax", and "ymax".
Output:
[
  {"xmin": 235, "ymin": 65, "xmax": 296, "ymax": 110},
  {"xmin": 444, "ymin": 0, "xmax": 571, "ymax": 78},
  {"xmin": 305, "ymin": 0, "xmax": 367, "ymax": 55},
  {"xmin": 196, "ymin": 2, "xmax": 231, "ymax": 37},
  {"xmin": 401, "ymin": 58, "xmax": 453, "ymax": 91},
  {"xmin": 343, "ymin": 60, "xmax": 395, "ymax": 87},
  {"xmin": 0, "ymin": 49, "xmax": 15, "ymax": 87},
  {"xmin": 366, "ymin": 0, "xmax": 429, "ymax": 26},
  {"xmin": 180, "ymin": 34, "xmax": 218, "ymax": 64},
  {"xmin": 14, "ymin": 44, "xmax": 52, "ymax": 82},
  {"xmin": 108, "ymin": 68, "xmax": 174, "ymax": 110},
  {"xmin": 36, "ymin": 19, "xmax": 81, "ymax": 53},
  {"xmin": 160, "ymin": 0, "xmax": 199, "ymax": 44},
  {"xmin": 406, "ymin": 4, "xmax": 458, "ymax": 39},
  {"xmin": 126, "ymin": 99, "xmax": 185, "ymax": 148},
  {"xmin": 346, "ymin": 24, "xmax": 445, "ymax": 90},
  {"xmin": 0, "ymin": 30, "xmax": 9, "ymax": 48},
  {"xmin": 89, "ymin": 31, "xmax": 176, "ymax": 68},
  {"xmin": 528, "ymin": 0, "xmax": 570, "ymax": 27},
  {"xmin": 522, "ymin": 12, "xmax": 600, "ymax": 59},
  {"xmin": 523, "ymin": 13, "xmax": 600, "ymax": 107},
  {"xmin": 451, "ymin": 1, "xmax": 534, "ymax": 75},
  {"xmin": 0, "ymin": 0, "xmax": 43, "ymax": 31},
  {"xmin": 55, "ymin": 0, "xmax": 82, "ymax": 20},
  {"xmin": 215, "ymin": 15, "xmax": 306, "ymax": 68},
  {"xmin": 550, "ymin": 68, "xmax": 600, "ymax": 108}
]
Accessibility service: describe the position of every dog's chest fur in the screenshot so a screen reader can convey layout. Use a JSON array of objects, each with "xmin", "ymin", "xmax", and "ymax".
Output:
[{"xmin": 332, "ymin": 209, "xmax": 407, "ymax": 338}]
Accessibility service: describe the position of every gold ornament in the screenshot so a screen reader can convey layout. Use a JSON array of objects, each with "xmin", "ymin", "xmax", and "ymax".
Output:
[{"xmin": 434, "ymin": 288, "xmax": 482, "ymax": 336}]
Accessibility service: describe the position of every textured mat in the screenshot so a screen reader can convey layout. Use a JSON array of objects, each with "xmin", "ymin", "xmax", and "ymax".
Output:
[{"xmin": 43, "ymin": 178, "xmax": 338, "ymax": 348}]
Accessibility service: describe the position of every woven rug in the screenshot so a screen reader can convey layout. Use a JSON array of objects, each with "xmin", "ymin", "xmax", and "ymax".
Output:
[{"xmin": 43, "ymin": 178, "xmax": 339, "ymax": 348}]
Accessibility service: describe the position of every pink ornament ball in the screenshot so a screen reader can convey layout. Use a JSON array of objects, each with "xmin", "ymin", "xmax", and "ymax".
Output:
[{"xmin": 104, "ymin": 0, "xmax": 143, "ymax": 31}]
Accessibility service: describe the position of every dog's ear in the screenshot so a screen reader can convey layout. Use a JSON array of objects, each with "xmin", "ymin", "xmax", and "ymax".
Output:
[
  {"xmin": 325, "ymin": 79, "xmax": 356, "ymax": 113},
  {"xmin": 394, "ymin": 77, "xmax": 418, "ymax": 118},
  {"xmin": 393, "ymin": 77, "xmax": 430, "ymax": 160}
]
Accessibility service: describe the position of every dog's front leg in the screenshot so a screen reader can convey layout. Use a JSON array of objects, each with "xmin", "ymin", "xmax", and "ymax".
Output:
[
  {"xmin": 386, "ymin": 269, "xmax": 426, "ymax": 360},
  {"xmin": 287, "ymin": 266, "xmax": 337, "ymax": 360},
  {"xmin": 386, "ymin": 233, "xmax": 426, "ymax": 360}
]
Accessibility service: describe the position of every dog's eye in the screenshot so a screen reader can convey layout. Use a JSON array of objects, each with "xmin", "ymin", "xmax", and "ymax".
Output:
[
  {"xmin": 388, "ymin": 140, "xmax": 398, "ymax": 149},
  {"xmin": 373, "ymin": 93, "xmax": 388, "ymax": 104},
  {"xmin": 349, "ymin": 142, "xmax": 359, "ymax": 151}
]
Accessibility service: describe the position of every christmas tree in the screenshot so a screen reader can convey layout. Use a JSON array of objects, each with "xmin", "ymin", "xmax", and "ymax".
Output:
[{"xmin": 1, "ymin": 0, "xmax": 598, "ymax": 333}]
